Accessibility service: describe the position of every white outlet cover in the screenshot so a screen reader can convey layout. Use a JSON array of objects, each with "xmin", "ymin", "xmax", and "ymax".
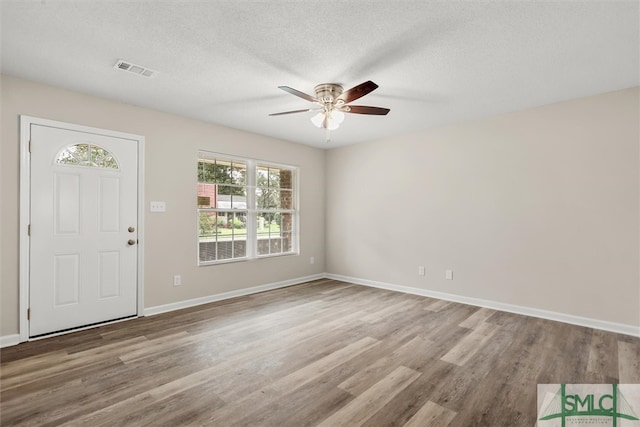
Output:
[
  {"xmin": 150, "ymin": 201, "xmax": 166, "ymax": 212},
  {"xmin": 445, "ymin": 269, "xmax": 453, "ymax": 280}
]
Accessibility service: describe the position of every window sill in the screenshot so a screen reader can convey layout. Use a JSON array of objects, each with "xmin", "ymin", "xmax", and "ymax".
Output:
[{"xmin": 198, "ymin": 251, "xmax": 299, "ymax": 267}]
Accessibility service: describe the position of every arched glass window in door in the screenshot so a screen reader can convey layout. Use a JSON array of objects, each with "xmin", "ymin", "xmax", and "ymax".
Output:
[{"xmin": 55, "ymin": 143, "xmax": 119, "ymax": 169}]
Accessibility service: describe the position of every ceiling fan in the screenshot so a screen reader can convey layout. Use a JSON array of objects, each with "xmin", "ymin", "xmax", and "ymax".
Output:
[{"xmin": 269, "ymin": 80, "xmax": 390, "ymax": 134}]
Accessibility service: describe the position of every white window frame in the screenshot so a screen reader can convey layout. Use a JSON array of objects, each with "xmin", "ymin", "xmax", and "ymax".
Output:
[{"xmin": 197, "ymin": 151, "xmax": 299, "ymax": 265}]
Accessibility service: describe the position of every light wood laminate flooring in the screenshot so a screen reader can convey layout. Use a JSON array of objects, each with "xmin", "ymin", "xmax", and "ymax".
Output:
[{"xmin": 1, "ymin": 279, "xmax": 639, "ymax": 426}]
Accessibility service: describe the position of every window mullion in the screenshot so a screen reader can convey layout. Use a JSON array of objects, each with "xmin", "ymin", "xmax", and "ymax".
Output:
[{"xmin": 246, "ymin": 159, "xmax": 257, "ymax": 259}]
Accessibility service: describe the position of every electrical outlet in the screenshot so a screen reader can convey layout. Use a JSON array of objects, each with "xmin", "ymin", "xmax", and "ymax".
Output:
[
  {"xmin": 445, "ymin": 269, "xmax": 453, "ymax": 280},
  {"xmin": 418, "ymin": 266, "xmax": 425, "ymax": 276},
  {"xmin": 310, "ymin": 256, "xmax": 315, "ymax": 265},
  {"xmin": 173, "ymin": 275, "xmax": 181, "ymax": 286}
]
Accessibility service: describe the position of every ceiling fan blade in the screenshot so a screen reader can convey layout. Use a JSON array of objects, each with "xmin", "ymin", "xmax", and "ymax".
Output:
[
  {"xmin": 338, "ymin": 80, "xmax": 379, "ymax": 104},
  {"xmin": 278, "ymin": 86, "xmax": 317, "ymax": 103},
  {"xmin": 269, "ymin": 109, "xmax": 311, "ymax": 116},
  {"xmin": 345, "ymin": 105, "xmax": 390, "ymax": 115}
]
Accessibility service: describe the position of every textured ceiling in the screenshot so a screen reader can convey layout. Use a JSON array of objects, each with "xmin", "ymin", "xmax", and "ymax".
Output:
[{"xmin": 1, "ymin": 1, "xmax": 638, "ymax": 148}]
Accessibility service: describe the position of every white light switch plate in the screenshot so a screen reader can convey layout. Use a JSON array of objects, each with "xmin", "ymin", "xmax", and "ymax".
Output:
[{"xmin": 150, "ymin": 201, "xmax": 166, "ymax": 212}]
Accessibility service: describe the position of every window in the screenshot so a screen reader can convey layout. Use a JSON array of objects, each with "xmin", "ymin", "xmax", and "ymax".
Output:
[
  {"xmin": 256, "ymin": 165, "xmax": 295, "ymax": 256},
  {"xmin": 56, "ymin": 143, "xmax": 119, "ymax": 169},
  {"xmin": 197, "ymin": 152, "xmax": 298, "ymax": 265}
]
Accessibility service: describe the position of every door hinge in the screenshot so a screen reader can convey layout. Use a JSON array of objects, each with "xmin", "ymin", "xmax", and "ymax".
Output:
[
  {"xmin": 27, "ymin": 308, "xmax": 31, "ymax": 320},
  {"xmin": 28, "ymin": 224, "xmax": 31, "ymax": 236},
  {"xmin": 28, "ymin": 140, "xmax": 31, "ymax": 153}
]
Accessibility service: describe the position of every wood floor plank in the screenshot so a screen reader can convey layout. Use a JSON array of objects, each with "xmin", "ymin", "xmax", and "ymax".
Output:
[
  {"xmin": 317, "ymin": 366, "xmax": 421, "ymax": 427},
  {"xmin": 208, "ymin": 317, "xmax": 377, "ymax": 403},
  {"xmin": 269, "ymin": 336, "xmax": 380, "ymax": 393},
  {"xmin": 1, "ymin": 279, "xmax": 638, "ymax": 427},
  {"xmin": 194, "ymin": 337, "xmax": 381, "ymax": 426},
  {"xmin": 415, "ymin": 315, "xmax": 537, "ymax": 416},
  {"xmin": 359, "ymin": 364, "xmax": 455, "ymax": 427},
  {"xmin": 424, "ymin": 299, "xmax": 451, "ymax": 312},
  {"xmin": 1, "ymin": 335, "xmax": 148, "ymax": 390},
  {"xmin": 440, "ymin": 321, "xmax": 497, "ymax": 366},
  {"xmin": 235, "ymin": 371, "xmax": 354, "ymax": 427},
  {"xmin": 120, "ymin": 382, "xmax": 227, "ymax": 427},
  {"xmin": 56, "ymin": 344, "xmax": 253, "ymax": 426},
  {"xmin": 338, "ymin": 335, "xmax": 434, "ymax": 396},
  {"xmin": 3, "ymin": 350, "xmax": 215, "ymax": 426},
  {"xmin": 117, "ymin": 299, "xmax": 326, "ymax": 364},
  {"xmin": 458, "ymin": 307, "xmax": 497, "ymax": 329},
  {"xmin": 0, "ymin": 349, "xmax": 68, "ymax": 377},
  {"xmin": 360, "ymin": 298, "xmax": 421, "ymax": 323},
  {"xmin": 403, "ymin": 400, "xmax": 457, "ymax": 427},
  {"xmin": 618, "ymin": 340, "xmax": 640, "ymax": 383},
  {"xmin": 586, "ymin": 329, "xmax": 619, "ymax": 383}
]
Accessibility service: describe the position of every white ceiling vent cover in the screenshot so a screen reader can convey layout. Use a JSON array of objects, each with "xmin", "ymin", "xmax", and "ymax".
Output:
[{"xmin": 113, "ymin": 59, "xmax": 158, "ymax": 78}]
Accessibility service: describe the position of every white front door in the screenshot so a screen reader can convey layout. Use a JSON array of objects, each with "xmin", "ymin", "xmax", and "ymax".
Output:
[{"xmin": 29, "ymin": 124, "xmax": 139, "ymax": 337}]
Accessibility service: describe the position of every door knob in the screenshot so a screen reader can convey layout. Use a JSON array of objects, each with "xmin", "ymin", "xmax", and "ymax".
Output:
[
  {"xmin": 127, "ymin": 239, "xmax": 136, "ymax": 246},
  {"xmin": 128, "ymin": 226, "xmax": 135, "ymax": 233}
]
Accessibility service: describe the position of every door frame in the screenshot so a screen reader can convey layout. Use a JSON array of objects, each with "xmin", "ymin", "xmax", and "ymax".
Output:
[{"xmin": 19, "ymin": 115, "xmax": 145, "ymax": 342}]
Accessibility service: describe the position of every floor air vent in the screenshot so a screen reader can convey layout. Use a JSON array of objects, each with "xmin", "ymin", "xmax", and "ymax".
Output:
[{"xmin": 113, "ymin": 59, "xmax": 158, "ymax": 78}]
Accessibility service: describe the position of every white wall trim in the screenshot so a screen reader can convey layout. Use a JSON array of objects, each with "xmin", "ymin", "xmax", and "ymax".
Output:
[
  {"xmin": 19, "ymin": 117, "xmax": 31, "ymax": 342},
  {"xmin": 0, "ymin": 334, "xmax": 21, "ymax": 349},
  {"xmin": 325, "ymin": 273, "xmax": 640, "ymax": 338},
  {"xmin": 5, "ymin": 272, "xmax": 636, "ymax": 347},
  {"xmin": 0, "ymin": 274, "xmax": 324, "ymax": 347},
  {"xmin": 144, "ymin": 274, "xmax": 325, "ymax": 316}
]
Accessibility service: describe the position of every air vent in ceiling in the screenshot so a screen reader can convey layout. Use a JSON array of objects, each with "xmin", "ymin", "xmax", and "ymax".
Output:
[{"xmin": 113, "ymin": 59, "xmax": 158, "ymax": 78}]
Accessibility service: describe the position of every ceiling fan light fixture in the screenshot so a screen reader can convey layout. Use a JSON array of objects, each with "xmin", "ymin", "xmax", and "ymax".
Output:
[
  {"xmin": 332, "ymin": 110, "xmax": 345, "ymax": 125},
  {"xmin": 326, "ymin": 117, "xmax": 340, "ymax": 130},
  {"xmin": 311, "ymin": 109, "xmax": 343, "ymax": 130},
  {"xmin": 311, "ymin": 112, "xmax": 325, "ymax": 128}
]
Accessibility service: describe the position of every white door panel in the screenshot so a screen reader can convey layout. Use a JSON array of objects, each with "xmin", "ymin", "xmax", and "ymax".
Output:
[{"xmin": 30, "ymin": 124, "xmax": 138, "ymax": 336}]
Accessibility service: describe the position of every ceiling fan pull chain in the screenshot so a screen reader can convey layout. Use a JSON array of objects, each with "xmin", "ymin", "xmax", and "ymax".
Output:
[{"xmin": 325, "ymin": 129, "xmax": 331, "ymax": 144}]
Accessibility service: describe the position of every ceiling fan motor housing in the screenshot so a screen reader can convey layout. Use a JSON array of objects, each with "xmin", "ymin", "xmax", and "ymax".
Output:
[{"xmin": 314, "ymin": 83, "xmax": 343, "ymax": 103}]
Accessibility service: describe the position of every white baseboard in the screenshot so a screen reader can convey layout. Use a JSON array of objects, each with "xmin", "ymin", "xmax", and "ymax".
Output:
[
  {"xmin": 0, "ymin": 274, "xmax": 325, "ymax": 348},
  {"xmin": 0, "ymin": 334, "xmax": 21, "ymax": 349},
  {"xmin": 144, "ymin": 273, "xmax": 325, "ymax": 317},
  {"xmin": 325, "ymin": 273, "xmax": 640, "ymax": 338},
  {"xmin": 3, "ymin": 272, "xmax": 636, "ymax": 347}
]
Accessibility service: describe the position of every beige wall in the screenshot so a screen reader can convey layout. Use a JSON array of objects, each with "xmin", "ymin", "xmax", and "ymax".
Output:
[
  {"xmin": 1, "ymin": 74, "xmax": 326, "ymax": 336},
  {"xmin": 2, "ymin": 74, "xmax": 638, "ymax": 337},
  {"xmin": 326, "ymin": 87, "xmax": 640, "ymax": 327}
]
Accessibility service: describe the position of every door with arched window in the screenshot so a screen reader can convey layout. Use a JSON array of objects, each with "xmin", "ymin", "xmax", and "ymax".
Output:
[{"xmin": 29, "ymin": 123, "xmax": 139, "ymax": 337}]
